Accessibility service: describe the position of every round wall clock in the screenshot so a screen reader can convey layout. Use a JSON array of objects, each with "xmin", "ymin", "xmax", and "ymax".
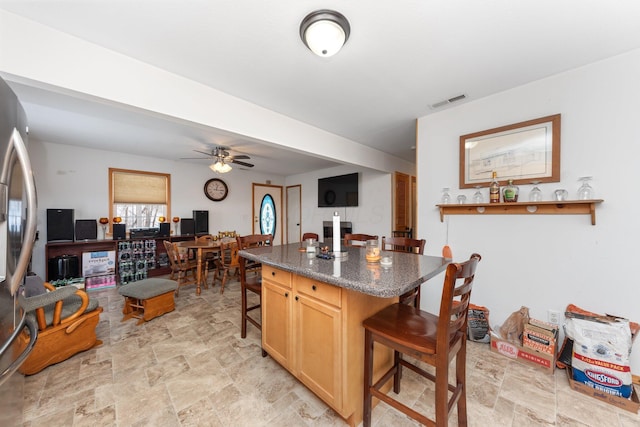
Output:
[{"xmin": 204, "ymin": 178, "xmax": 228, "ymax": 202}]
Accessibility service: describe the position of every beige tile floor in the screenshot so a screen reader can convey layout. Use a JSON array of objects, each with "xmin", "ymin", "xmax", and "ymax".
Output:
[{"xmin": 19, "ymin": 277, "xmax": 640, "ymax": 426}]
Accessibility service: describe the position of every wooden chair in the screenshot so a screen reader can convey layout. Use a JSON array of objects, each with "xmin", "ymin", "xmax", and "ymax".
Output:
[
  {"xmin": 194, "ymin": 234, "xmax": 218, "ymax": 288},
  {"xmin": 302, "ymin": 232, "xmax": 319, "ymax": 241},
  {"xmin": 236, "ymin": 234, "xmax": 272, "ymax": 346},
  {"xmin": 16, "ymin": 275, "xmax": 103, "ymax": 375},
  {"xmin": 362, "ymin": 253, "xmax": 481, "ymax": 427},
  {"xmin": 213, "ymin": 240, "xmax": 240, "ymax": 294},
  {"xmin": 392, "ymin": 228, "xmax": 413, "ymax": 238},
  {"xmin": 381, "ymin": 236, "xmax": 426, "ymax": 308},
  {"xmin": 343, "ymin": 233, "xmax": 378, "ymax": 247},
  {"xmin": 163, "ymin": 240, "xmax": 198, "ymax": 296}
]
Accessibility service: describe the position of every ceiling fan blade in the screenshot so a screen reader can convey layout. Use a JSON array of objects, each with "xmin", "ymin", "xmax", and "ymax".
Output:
[
  {"xmin": 193, "ymin": 149, "xmax": 213, "ymax": 156},
  {"xmin": 180, "ymin": 156, "xmax": 210, "ymax": 160},
  {"xmin": 231, "ymin": 159, "xmax": 254, "ymax": 168},
  {"xmin": 230, "ymin": 154, "xmax": 250, "ymax": 160}
]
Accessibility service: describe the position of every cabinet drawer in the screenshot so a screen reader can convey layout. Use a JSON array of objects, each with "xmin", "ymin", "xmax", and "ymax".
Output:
[
  {"xmin": 262, "ymin": 265, "xmax": 292, "ymax": 289},
  {"xmin": 296, "ymin": 276, "xmax": 341, "ymax": 308}
]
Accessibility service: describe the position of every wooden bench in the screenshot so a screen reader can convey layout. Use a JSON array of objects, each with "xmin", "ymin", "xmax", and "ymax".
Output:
[{"xmin": 119, "ymin": 278, "xmax": 178, "ymax": 324}]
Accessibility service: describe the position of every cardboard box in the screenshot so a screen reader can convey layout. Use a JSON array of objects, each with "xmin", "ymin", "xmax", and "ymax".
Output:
[
  {"xmin": 565, "ymin": 367, "xmax": 640, "ymax": 413},
  {"xmin": 490, "ymin": 333, "xmax": 555, "ymax": 374},
  {"xmin": 523, "ymin": 318, "xmax": 558, "ymax": 355}
]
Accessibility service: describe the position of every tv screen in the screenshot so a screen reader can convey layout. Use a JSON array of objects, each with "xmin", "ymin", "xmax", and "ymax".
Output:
[{"xmin": 318, "ymin": 173, "xmax": 359, "ymax": 207}]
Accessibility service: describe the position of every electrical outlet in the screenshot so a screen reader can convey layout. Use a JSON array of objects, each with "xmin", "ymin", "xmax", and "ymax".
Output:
[{"xmin": 548, "ymin": 309, "xmax": 561, "ymax": 325}]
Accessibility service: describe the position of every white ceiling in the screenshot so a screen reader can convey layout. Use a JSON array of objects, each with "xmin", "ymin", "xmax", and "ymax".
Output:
[{"xmin": 2, "ymin": 1, "xmax": 640, "ymax": 175}]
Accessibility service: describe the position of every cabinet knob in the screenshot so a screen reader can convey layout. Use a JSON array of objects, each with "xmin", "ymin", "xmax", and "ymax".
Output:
[
  {"xmin": 295, "ymin": 296, "xmax": 299, "ymax": 301},
  {"xmin": 271, "ymin": 271, "xmax": 275, "ymax": 276},
  {"xmin": 285, "ymin": 292, "xmax": 288, "ymax": 298},
  {"xmin": 312, "ymin": 284, "xmax": 317, "ymax": 291}
]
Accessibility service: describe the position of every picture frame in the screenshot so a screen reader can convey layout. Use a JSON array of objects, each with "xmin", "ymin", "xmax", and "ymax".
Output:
[{"xmin": 459, "ymin": 114, "xmax": 561, "ymax": 189}]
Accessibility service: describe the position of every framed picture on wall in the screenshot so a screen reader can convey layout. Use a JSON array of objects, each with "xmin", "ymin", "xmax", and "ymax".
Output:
[{"xmin": 459, "ymin": 114, "xmax": 561, "ymax": 188}]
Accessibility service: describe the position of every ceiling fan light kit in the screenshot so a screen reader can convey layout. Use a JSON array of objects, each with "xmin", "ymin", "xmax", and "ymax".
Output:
[
  {"xmin": 300, "ymin": 9, "xmax": 350, "ymax": 57},
  {"xmin": 210, "ymin": 160, "xmax": 232, "ymax": 174}
]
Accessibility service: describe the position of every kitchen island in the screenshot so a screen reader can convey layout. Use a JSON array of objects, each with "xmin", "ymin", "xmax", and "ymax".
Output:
[{"xmin": 239, "ymin": 243, "xmax": 448, "ymax": 426}]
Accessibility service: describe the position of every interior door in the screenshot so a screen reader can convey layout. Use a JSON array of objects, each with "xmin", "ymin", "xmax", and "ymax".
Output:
[
  {"xmin": 394, "ymin": 172, "xmax": 410, "ymax": 233},
  {"xmin": 253, "ymin": 183, "xmax": 283, "ymax": 246},
  {"xmin": 286, "ymin": 185, "xmax": 301, "ymax": 243}
]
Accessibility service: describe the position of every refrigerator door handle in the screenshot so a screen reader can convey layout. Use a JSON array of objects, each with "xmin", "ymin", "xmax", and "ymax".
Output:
[
  {"xmin": 0, "ymin": 315, "xmax": 37, "ymax": 387},
  {"xmin": 5, "ymin": 128, "xmax": 37, "ymax": 295}
]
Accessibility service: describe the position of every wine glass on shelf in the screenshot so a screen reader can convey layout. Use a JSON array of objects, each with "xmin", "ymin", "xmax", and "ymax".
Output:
[
  {"xmin": 441, "ymin": 187, "xmax": 452, "ymax": 204},
  {"xmin": 99, "ymin": 217, "xmax": 109, "ymax": 239},
  {"xmin": 577, "ymin": 176, "xmax": 594, "ymax": 200},
  {"xmin": 472, "ymin": 186, "xmax": 484, "ymax": 203},
  {"xmin": 528, "ymin": 181, "xmax": 543, "ymax": 202}
]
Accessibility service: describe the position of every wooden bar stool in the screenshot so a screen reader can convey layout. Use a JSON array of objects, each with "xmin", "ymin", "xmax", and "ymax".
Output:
[{"xmin": 363, "ymin": 253, "xmax": 481, "ymax": 427}]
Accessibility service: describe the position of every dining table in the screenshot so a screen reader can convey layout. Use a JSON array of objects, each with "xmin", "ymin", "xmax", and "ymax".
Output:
[{"xmin": 176, "ymin": 237, "xmax": 236, "ymax": 295}]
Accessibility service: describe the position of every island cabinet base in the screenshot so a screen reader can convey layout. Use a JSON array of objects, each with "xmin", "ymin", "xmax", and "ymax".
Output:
[{"xmin": 262, "ymin": 265, "xmax": 396, "ymax": 426}]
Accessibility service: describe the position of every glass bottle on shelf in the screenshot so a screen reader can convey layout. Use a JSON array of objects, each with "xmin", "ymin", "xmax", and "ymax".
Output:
[
  {"xmin": 441, "ymin": 187, "xmax": 452, "ymax": 204},
  {"xmin": 489, "ymin": 172, "xmax": 500, "ymax": 203},
  {"xmin": 502, "ymin": 179, "xmax": 519, "ymax": 202},
  {"xmin": 577, "ymin": 176, "xmax": 594, "ymax": 200}
]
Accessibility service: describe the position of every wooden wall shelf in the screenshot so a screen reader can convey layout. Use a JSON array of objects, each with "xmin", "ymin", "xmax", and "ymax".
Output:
[{"xmin": 437, "ymin": 199, "xmax": 604, "ymax": 225}]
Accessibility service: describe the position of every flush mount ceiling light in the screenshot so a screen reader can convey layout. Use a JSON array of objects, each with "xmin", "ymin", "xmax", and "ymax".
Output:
[
  {"xmin": 300, "ymin": 9, "xmax": 350, "ymax": 57},
  {"xmin": 210, "ymin": 159, "xmax": 232, "ymax": 174}
]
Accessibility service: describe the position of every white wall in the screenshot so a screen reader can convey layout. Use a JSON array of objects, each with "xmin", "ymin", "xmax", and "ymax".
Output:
[
  {"xmin": 29, "ymin": 141, "xmax": 283, "ymax": 278},
  {"xmin": 417, "ymin": 49, "xmax": 640, "ymax": 372},
  {"xmin": 286, "ymin": 166, "xmax": 393, "ymax": 240}
]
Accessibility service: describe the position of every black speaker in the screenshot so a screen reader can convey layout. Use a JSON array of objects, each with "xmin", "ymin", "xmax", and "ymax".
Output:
[
  {"xmin": 193, "ymin": 210, "xmax": 209, "ymax": 235},
  {"xmin": 159, "ymin": 223, "xmax": 170, "ymax": 237},
  {"xmin": 112, "ymin": 223, "xmax": 126, "ymax": 240},
  {"xmin": 47, "ymin": 209, "xmax": 74, "ymax": 242},
  {"xmin": 181, "ymin": 218, "xmax": 195, "ymax": 236},
  {"xmin": 75, "ymin": 219, "xmax": 97, "ymax": 240}
]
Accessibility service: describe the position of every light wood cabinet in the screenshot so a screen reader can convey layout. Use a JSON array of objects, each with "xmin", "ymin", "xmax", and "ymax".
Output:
[
  {"xmin": 261, "ymin": 266, "xmax": 395, "ymax": 426},
  {"xmin": 261, "ymin": 266, "xmax": 292, "ymax": 369},
  {"xmin": 295, "ymin": 280, "xmax": 342, "ymax": 408}
]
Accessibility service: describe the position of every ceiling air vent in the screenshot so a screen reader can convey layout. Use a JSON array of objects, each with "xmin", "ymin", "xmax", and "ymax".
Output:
[{"xmin": 430, "ymin": 93, "xmax": 467, "ymax": 109}]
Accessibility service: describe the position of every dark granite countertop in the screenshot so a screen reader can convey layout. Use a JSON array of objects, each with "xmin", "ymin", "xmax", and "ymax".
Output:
[{"xmin": 239, "ymin": 243, "xmax": 449, "ymax": 298}]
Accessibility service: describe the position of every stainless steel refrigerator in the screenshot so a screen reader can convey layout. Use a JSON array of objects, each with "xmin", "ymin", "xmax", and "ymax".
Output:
[{"xmin": 0, "ymin": 76, "xmax": 38, "ymax": 425}]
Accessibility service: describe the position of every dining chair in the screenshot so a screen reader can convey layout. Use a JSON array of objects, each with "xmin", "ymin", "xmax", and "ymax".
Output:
[
  {"xmin": 302, "ymin": 232, "xmax": 319, "ymax": 241},
  {"xmin": 212, "ymin": 240, "xmax": 240, "ymax": 294},
  {"xmin": 343, "ymin": 233, "xmax": 378, "ymax": 247},
  {"xmin": 363, "ymin": 253, "xmax": 481, "ymax": 427},
  {"xmin": 392, "ymin": 228, "xmax": 413, "ymax": 238},
  {"xmin": 236, "ymin": 234, "xmax": 272, "ymax": 345},
  {"xmin": 194, "ymin": 234, "xmax": 218, "ymax": 289},
  {"xmin": 381, "ymin": 236, "xmax": 427, "ymax": 308},
  {"xmin": 163, "ymin": 240, "xmax": 198, "ymax": 296}
]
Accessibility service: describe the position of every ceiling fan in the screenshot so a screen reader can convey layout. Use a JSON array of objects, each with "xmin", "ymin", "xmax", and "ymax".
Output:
[{"xmin": 184, "ymin": 146, "xmax": 254, "ymax": 172}]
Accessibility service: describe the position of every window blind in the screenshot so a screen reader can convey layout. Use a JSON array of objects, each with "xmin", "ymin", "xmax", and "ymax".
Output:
[{"xmin": 112, "ymin": 170, "xmax": 168, "ymax": 204}]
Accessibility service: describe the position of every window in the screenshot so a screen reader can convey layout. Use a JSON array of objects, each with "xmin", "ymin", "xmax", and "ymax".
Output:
[{"xmin": 109, "ymin": 168, "xmax": 171, "ymax": 232}]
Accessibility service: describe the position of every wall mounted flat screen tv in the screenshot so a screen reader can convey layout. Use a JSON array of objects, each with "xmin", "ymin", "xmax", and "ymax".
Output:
[{"xmin": 318, "ymin": 172, "xmax": 359, "ymax": 207}]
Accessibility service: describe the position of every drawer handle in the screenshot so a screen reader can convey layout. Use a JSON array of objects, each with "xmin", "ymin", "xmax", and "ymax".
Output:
[
  {"xmin": 284, "ymin": 292, "xmax": 288, "ymax": 298},
  {"xmin": 271, "ymin": 271, "xmax": 275, "ymax": 276},
  {"xmin": 295, "ymin": 296, "xmax": 299, "ymax": 301},
  {"xmin": 312, "ymin": 285, "xmax": 317, "ymax": 291}
]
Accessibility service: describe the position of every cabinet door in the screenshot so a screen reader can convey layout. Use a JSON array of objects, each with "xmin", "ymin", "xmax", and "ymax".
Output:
[
  {"xmin": 295, "ymin": 293, "xmax": 342, "ymax": 409},
  {"xmin": 262, "ymin": 280, "xmax": 292, "ymax": 370}
]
